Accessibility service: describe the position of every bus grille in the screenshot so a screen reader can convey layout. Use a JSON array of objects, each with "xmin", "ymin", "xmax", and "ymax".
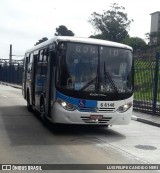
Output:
[
  {"xmin": 81, "ymin": 116, "xmax": 112, "ymax": 124},
  {"xmin": 78, "ymin": 107, "xmax": 115, "ymax": 113},
  {"xmin": 97, "ymin": 107, "xmax": 115, "ymax": 112},
  {"xmin": 78, "ymin": 107, "xmax": 97, "ymax": 112}
]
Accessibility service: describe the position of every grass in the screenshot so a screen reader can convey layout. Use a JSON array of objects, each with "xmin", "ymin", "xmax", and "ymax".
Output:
[{"xmin": 134, "ymin": 57, "xmax": 160, "ymax": 102}]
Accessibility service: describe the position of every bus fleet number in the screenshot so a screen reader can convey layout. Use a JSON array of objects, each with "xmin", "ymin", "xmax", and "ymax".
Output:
[{"xmin": 100, "ymin": 103, "xmax": 115, "ymax": 108}]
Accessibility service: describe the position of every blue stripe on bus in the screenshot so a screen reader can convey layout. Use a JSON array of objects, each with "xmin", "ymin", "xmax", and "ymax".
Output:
[{"xmin": 56, "ymin": 91, "xmax": 97, "ymax": 108}]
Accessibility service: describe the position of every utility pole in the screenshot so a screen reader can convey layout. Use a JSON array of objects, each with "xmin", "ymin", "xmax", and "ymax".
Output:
[
  {"xmin": 9, "ymin": 44, "xmax": 24, "ymax": 62},
  {"xmin": 9, "ymin": 44, "xmax": 12, "ymax": 63}
]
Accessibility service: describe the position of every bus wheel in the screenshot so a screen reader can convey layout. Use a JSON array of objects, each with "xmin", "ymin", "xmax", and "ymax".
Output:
[
  {"xmin": 40, "ymin": 102, "xmax": 48, "ymax": 126},
  {"xmin": 27, "ymin": 92, "xmax": 32, "ymax": 112}
]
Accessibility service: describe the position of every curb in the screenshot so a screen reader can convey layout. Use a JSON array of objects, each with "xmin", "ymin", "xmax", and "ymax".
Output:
[
  {"xmin": 0, "ymin": 82, "xmax": 22, "ymax": 89},
  {"xmin": 11, "ymin": 85, "xmax": 22, "ymax": 89},
  {"xmin": 132, "ymin": 115, "xmax": 160, "ymax": 127}
]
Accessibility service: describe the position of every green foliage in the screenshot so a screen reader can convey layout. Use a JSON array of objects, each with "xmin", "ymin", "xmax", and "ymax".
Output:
[
  {"xmin": 55, "ymin": 25, "xmax": 74, "ymax": 36},
  {"xmin": 89, "ymin": 3, "xmax": 133, "ymax": 42},
  {"xmin": 122, "ymin": 37, "xmax": 146, "ymax": 50},
  {"xmin": 35, "ymin": 37, "xmax": 48, "ymax": 46}
]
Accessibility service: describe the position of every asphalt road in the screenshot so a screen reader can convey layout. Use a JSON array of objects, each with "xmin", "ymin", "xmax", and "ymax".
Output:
[{"xmin": 0, "ymin": 84, "xmax": 160, "ymax": 173}]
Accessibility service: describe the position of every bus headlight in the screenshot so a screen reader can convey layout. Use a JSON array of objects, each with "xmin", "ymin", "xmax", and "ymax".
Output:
[
  {"xmin": 57, "ymin": 99, "xmax": 76, "ymax": 111},
  {"xmin": 117, "ymin": 102, "xmax": 132, "ymax": 113}
]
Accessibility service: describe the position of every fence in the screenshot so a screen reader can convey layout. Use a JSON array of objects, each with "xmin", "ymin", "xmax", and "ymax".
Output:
[
  {"xmin": 134, "ymin": 48, "xmax": 160, "ymax": 115},
  {"xmin": 0, "ymin": 59, "xmax": 23, "ymax": 85}
]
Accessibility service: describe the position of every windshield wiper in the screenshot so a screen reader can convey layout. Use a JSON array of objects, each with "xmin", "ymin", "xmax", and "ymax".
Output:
[
  {"xmin": 80, "ymin": 61, "xmax": 99, "ymax": 92},
  {"xmin": 80, "ymin": 76, "xmax": 97, "ymax": 91},
  {"xmin": 104, "ymin": 62, "xmax": 119, "ymax": 94}
]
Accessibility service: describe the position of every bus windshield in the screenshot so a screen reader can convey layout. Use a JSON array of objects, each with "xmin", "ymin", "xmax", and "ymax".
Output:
[{"xmin": 56, "ymin": 42, "xmax": 133, "ymax": 94}]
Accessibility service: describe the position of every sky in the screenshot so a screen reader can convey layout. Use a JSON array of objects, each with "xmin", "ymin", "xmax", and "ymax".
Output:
[{"xmin": 0, "ymin": 0, "xmax": 159, "ymax": 60}]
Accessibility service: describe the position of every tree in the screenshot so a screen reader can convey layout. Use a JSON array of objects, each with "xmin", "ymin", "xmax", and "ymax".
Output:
[
  {"xmin": 55, "ymin": 25, "xmax": 74, "ymax": 36},
  {"xmin": 88, "ymin": 3, "xmax": 133, "ymax": 42},
  {"xmin": 35, "ymin": 37, "xmax": 48, "ymax": 46},
  {"xmin": 122, "ymin": 37, "xmax": 146, "ymax": 50}
]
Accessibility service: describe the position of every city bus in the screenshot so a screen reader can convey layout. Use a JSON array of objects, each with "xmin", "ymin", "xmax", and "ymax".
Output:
[{"xmin": 22, "ymin": 36, "xmax": 133, "ymax": 126}]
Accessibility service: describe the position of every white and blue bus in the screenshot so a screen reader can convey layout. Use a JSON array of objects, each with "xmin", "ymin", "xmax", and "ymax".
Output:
[{"xmin": 22, "ymin": 36, "xmax": 133, "ymax": 126}]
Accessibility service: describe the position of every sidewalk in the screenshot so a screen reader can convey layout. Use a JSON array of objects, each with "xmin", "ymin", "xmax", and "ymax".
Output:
[
  {"xmin": 132, "ymin": 111, "xmax": 160, "ymax": 127},
  {"xmin": 0, "ymin": 82, "xmax": 22, "ymax": 89}
]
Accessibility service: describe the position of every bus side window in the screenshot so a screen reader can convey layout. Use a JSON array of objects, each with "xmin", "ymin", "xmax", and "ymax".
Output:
[
  {"xmin": 39, "ymin": 50, "xmax": 43, "ymax": 62},
  {"xmin": 27, "ymin": 64, "xmax": 32, "ymax": 74},
  {"xmin": 41, "ymin": 49, "xmax": 48, "ymax": 76},
  {"xmin": 24, "ymin": 56, "xmax": 28, "ymax": 71},
  {"xmin": 36, "ymin": 50, "xmax": 43, "ymax": 75},
  {"xmin": 30, "ymin": 53, "xmax": 33, "ymax": 63},
  {"xmin": 36, "ymin": 63, "xmax": 41, "ymax": 75},
  {"xmin": 41, "ymin": 63, "xmax": 47, "ymax": 76},
  {"xmin": 27, "ymin": 53, "xmax": 33, "ymax": 74},
  {"xmin": 43, "ymin": 49, "xmax": 48, "ymax": 62},
  {"xmin": 26, "ymin": 56, "xmax": 30, "ymax": 64}
]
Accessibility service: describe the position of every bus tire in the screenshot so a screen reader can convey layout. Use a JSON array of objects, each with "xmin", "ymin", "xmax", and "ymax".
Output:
[
  {"xmin": 27, "ymin": 91, "xmax": 32, "ymax": 112},
  {"xmin": 40, "ymin": 100, "xmax": 48, "ymax": 126}
]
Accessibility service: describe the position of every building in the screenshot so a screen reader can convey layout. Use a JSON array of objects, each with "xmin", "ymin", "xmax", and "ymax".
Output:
[{"xmin": 150, "ymin": 11, "xmax": 160, "ymax": 44}]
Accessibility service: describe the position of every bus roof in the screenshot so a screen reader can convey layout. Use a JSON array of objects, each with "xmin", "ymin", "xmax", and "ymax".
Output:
[{"xmin": 25, "ymin": 36, "xmax": 132, "ymax": 53}]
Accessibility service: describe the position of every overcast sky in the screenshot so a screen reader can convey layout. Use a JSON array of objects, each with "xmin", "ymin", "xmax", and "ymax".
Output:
[{"xmin": 0, "ymin": 0, "xmax": 159, "ymax": 59}]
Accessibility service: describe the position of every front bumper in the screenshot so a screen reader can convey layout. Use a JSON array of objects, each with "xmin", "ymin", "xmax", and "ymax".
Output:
[{"xmin": 51, "ymin": 102, "xmax": 132, "ymax": 125}]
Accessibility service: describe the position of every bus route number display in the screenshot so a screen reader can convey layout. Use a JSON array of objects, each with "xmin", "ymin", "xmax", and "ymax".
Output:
[{"xmin": 75, "ymin": 45, "xmax": 97, "ymax": 54}]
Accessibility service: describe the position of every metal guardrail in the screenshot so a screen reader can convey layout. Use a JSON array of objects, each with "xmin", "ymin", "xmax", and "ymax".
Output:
[{"xmin": 133, "ymin": 100, "xmax": 160, "ymax": 114}]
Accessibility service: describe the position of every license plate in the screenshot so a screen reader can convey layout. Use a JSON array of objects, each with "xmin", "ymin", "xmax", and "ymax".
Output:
[{"xmin": 90, "ymin": 115, "xmax": 103, "ymax": 120}]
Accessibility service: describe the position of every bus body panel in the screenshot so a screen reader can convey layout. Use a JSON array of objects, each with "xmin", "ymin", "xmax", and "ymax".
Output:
[
  {"xmin": 50, "ymin": 92, "xmax": 133, "ymax": 125},
  {"xmin": 51, "ymin": 102, "xmax": 132, "ymax": 125}
]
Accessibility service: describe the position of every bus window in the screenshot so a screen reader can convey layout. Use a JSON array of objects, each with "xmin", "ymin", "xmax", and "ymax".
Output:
[
  {"xmin": 36, "ymin": 63, "xmax": 41, "ymax": 75},
  {"xmin": 30, "ymin": 53, "xmax": 33, "ymax": 63},
  {"xmin": 41, "ymin": 49, "xmax": 48, "ymax": 76},
  {"xmin": 27, "ymin": 63, "xmax": 32, "ymax": 74},
  {"xmin": 39, "ymin": 50, "xmax": 43, "ymax": 62},
  {"xmin": 41, "ymin": 63, "xmax": 47, "ymax": 76},
  {"xmin": 36, "ymin": 49, "xmax": 48, "ymax": 76},
  {"xmin": 43, "ymin": 49, "xmax": 48, "ymax": 62},
  {"xmin": 27, "ymin": 53, "xmax": 33, "ymax": 74}
]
